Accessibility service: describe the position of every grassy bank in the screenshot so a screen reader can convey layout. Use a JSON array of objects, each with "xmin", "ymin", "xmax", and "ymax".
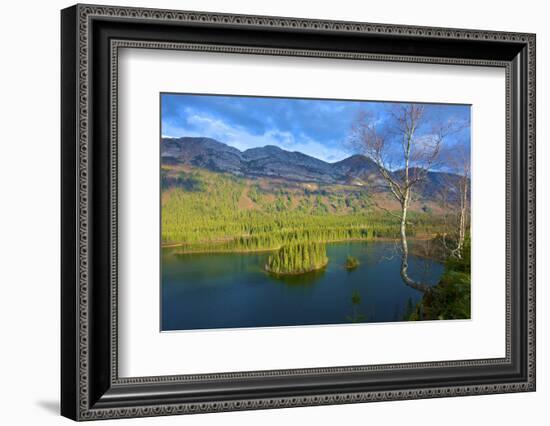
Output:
[{"xmin": 409, "ymin": 237, "xmax": 471, "ymax": 321}]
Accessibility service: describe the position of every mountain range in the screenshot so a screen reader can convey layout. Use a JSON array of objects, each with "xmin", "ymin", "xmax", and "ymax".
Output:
[{"xmin": 161, "ymin": 137, "xmax": 462, "ymax": 200}]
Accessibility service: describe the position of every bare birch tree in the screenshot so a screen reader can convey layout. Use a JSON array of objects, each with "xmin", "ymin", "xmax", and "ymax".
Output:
[
  {"xmin": 350, "ymin": 104, "xmax": 455, "ymax": 294},
  {"xmin": 439, "ymin": 143, "xmax": 470, "ymax": 259}
]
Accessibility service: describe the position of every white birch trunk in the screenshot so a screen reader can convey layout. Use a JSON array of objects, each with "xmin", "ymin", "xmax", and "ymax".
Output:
[{"xmin": 399, "ymin": 189, "xmax": 431, "ymax": 293}]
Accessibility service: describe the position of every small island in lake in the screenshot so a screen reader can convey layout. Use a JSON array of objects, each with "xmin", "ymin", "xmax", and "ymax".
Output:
[
  {"xmin": 345, "ymin": 255, "xmax": 360, "ymax": 270},
  {"xmin": 265, "ymin": 242, "xmax": 329, "ymax": 275}
]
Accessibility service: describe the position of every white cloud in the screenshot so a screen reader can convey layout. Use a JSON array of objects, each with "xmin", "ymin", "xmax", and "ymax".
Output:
[{"xmin": 162, "ymin": 113, "xmax": 350, "ymax": 163}]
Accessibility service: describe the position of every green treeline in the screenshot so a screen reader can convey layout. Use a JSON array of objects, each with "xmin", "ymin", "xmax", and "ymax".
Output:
[
  {"xmin": 161, "ymin": 168, "xmax": 446, "ymax": 253},
  {"xmin": 266, "ymin": 242, "xmax": 328, "ymax": 275}
]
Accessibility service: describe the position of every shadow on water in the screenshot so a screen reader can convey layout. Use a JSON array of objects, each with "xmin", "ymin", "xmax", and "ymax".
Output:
[{"xmin": 161, "ymin": 241, "xmax": 444, "ymax": 331}]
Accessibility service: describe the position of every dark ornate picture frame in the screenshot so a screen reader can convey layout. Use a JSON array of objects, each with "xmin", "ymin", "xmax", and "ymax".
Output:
[{"xmin": 61, "ymin": 4, "xmax": 536, "ymax": 421}]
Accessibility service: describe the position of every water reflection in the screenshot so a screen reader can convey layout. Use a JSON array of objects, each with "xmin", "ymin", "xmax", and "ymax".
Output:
[
  {"xmin": 162, "ymin": 241, "xmax": 444, "ymax": 331},
  {"xmin": 346, "ymin": 290, "xmax": 366, "ymax": 323},
  {"xmin": 265, "ymin": 267, "xmax": 327, "ymax": 287}
]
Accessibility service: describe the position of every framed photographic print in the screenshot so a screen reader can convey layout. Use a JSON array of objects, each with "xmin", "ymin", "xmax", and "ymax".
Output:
[{"xmin": 61, "ymin": 4, "xmax": 536, "ymax": 421}]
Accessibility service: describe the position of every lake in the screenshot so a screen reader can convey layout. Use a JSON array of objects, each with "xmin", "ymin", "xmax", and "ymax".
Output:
[{"xmin": 161, "ymin": 241, "xmax": 444, "ymax": 331}]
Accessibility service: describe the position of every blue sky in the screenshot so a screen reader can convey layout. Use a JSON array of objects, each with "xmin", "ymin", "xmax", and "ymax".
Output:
[{"xmin": 161, "ymin": 93, "xmax": 470, "ymax": 166}]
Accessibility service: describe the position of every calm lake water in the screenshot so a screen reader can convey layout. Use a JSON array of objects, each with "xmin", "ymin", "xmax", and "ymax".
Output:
[{"xmin": 161, "ymin": 241, "xmax": 444, "ymax": 331}]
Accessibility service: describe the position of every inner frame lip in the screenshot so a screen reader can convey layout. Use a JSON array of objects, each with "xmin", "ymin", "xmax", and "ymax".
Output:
[{"xmin": 109, "ymin": 38, "xmax": 513, "ymax": 386}]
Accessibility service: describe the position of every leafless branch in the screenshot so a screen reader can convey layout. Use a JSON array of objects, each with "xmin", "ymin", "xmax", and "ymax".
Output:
[{"xmin": 348, "ymin": 104, "xmax": 464, "ymax": 294}]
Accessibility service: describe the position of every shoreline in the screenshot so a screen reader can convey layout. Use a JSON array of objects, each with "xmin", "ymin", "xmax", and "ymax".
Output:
[
  {"xmin": 264, "ymin": 260, "xmax": 329, "ymax": 276},
  {"xmin": 163, "ymin": 235, "xmax": 438, "ymax": 255}
]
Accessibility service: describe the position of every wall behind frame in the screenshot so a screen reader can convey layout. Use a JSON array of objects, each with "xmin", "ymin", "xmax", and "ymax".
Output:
[{"xmin": 0, "ymin": 0, "xmax": 546, "ymax": 425}]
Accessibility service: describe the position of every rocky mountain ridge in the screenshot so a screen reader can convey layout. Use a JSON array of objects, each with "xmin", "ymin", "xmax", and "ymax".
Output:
[{"xmin": 161, "ymin": 137, "xmax": 464, "ymax": 199}]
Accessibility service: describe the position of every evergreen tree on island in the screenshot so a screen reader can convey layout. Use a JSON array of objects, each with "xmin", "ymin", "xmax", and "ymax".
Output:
[{"xmin": 266, "ymin": 242, "xmax": 328, "ymax": 275}]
